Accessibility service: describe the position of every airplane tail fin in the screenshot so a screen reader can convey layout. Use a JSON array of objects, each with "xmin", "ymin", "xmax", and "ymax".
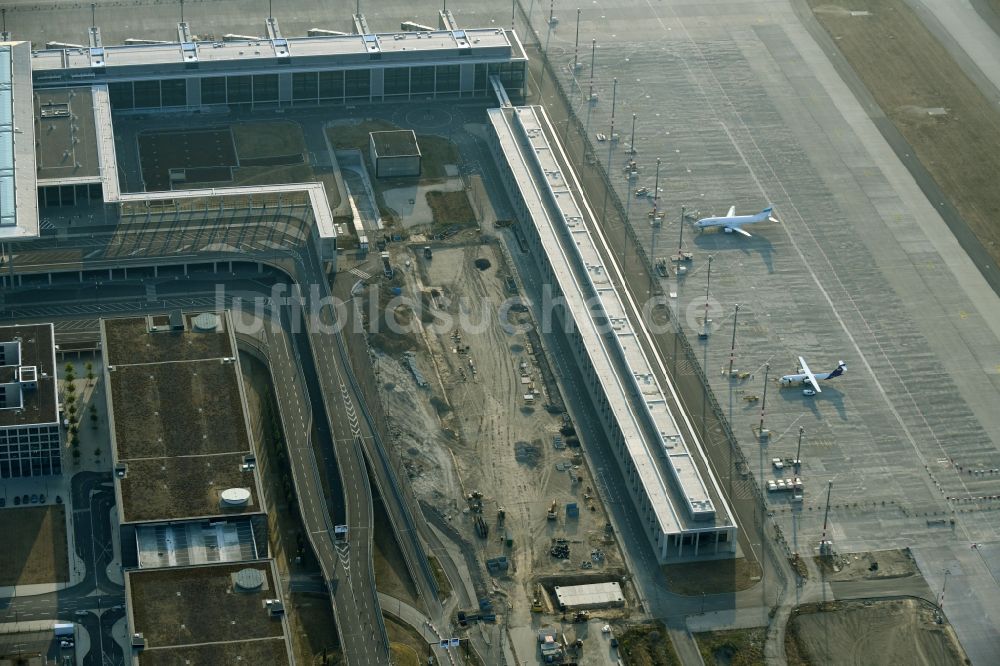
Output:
[
  {"xmin": 828, "ymin": 361, "xmax": 847, "ymax": 378},
  {"xmin": 764, "ymin": 206, "xmax": 779, "ymax": 223}
]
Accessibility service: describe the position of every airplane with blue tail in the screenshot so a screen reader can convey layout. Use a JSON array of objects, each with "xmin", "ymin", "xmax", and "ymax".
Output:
[{"xmin": 780, "ymin": 357, "xmax": 847, "ymax": 396}]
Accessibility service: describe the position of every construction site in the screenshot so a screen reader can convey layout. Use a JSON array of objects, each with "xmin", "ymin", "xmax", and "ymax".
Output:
[{"xmin": 366, "ymin": 233, "xmax": 635, "ymax": 661}]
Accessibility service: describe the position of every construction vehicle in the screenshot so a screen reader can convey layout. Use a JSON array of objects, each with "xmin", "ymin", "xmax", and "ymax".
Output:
[
  {"xmin": 475, "ymin": 515, "xmax": 489, "ymax": 539},
  {"xmin": 547, "ymin": 500, "xmax": 558, "ymax": 520}
]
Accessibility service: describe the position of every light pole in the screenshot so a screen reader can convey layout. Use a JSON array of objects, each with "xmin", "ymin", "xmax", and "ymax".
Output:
[
  {"xmin": 573, "ymin": 9, "xmax": 581, "ymax": 71},
  {"xmin": 758, "ymin": 362, "xmax": 770, "ymax": 436},
  {"xmin": 589, "ymin": 39, "xmax": 596, "ymax": 101},
  {"xmin": 699, "ymin": 254, "xmax": 712, "ymax": 339},
  {"xmin": 652, "ymin": 157, "xmax": 662, "ymax": 214},
  {"xmin": 795, "ymin": 426, "xmax": 804, "ymax": 469},
  {"xmin": 606, "ymin": 78, "xmax": 617, "ymax": 177},
  {"xmin": 628, "ymin": 113, "xmax": 637, "ymax": 157},
  {"xmin": 728, "ymin": 303, "xmax": 739, "ymax": 377}
]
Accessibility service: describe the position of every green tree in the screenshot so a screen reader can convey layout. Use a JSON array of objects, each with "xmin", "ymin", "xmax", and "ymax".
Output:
[
  {"xmin": 94, "ymin": 448, "xmax": 101, "ymax": 457},
  {"xmin": 85, "ymin": 362, "xmax": 95, "ymax": 384},
  {"xmin": 68, "ymin": 404, "xmax": 77, "ymax": 416},
  {"xmin": 65, "ymin": 382, "xmax": 76, "ymax": 395},
  {"xmin": 69, "ymin": 424, "xmax": 79, "ymax": 437},
  {"xmin": 65, "ymin": 392, "xmax": 76, "ymax": 405}
]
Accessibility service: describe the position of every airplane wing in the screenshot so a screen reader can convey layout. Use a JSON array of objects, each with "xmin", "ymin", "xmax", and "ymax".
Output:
[
  {"xmin": 726, "ymin": 205, "xmax": 736, "ymax": 217},
  {"xmin": 729, "ymin": 226, "xmax": 752, "ymax": 238},
  {"xmin": 798, "ymin": 356, "xmax": 822, "ymax": 393}
]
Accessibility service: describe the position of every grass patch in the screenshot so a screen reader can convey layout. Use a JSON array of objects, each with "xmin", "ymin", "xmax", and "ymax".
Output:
[
  {"xmin": 426, "ymin": 190, "xmax": 476, "ymax": 228},
  {"xmin": 618, "ymin": 621, "xmax": 681, "ymax": 666},
  {"xmin": 661, "ymin": 557, "xmax": 760, "ymax": 595},
  {"xmin": 390, "ymin": 644, "xmax": 419, "ymax": 666},
  {"xmin": 809, "ymin": 0, "xmax": 1000, "ymax": 266},
  {"xmin": 415, "ymin": 134, "xmax": 459, "ymax": 179},
  {"xmin": 427, "ymin": 555, "xmax": 453, "ymax": 600},
  {"xmin": 384, "ymin": 616, "xmax": 430, "ymax": 666},
  {"xmin": 0, "ymin": 505, "xmax": 69, "ymax": 585},
  {"xmin": 232, "ymin": 121, "xmax": 306, "ymax": 160},
  {"xmin": 695, "ymin": 626, "xmax": 766, "ymax": 666}
]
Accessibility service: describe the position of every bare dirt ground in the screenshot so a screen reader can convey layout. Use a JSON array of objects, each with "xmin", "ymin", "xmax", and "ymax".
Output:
[
  {"xmin": 696, "ymin": 626, "xmax": 767, "ymax": 666},
  {"xmin": 785, "ymin": 599, "xmax": 967, "ymax": 666},
  {"xmin": 367, "ymin": 236, "xmax": 626, "ymax": 629},
  {"xmin": 808, "ymin": 0, "xmax": 1000, "ymax": 265},
  {"xmin": 814, "ymin": 548, "xmax": 917, "ymax": 582},
  {"xmin": 0, "ymin": 505, "xmax": 69, "ymax": 585}
]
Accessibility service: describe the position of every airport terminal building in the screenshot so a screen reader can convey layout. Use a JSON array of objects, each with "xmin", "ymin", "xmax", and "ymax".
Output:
[{"xmin": 488, "ymin": 104, "xmax": 738, "ymax": 561}]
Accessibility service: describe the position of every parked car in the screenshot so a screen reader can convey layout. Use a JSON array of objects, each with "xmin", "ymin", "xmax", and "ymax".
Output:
[
  {"xmin": 55, "ymin": 495, "xmax": 63, "ymax": 504},
  {"xmin": 59, "ymin": 640, "xmax": 73, "ymax": 649},
  {"xmin": 22, "ymin": 494, "xmax": 29, "ymax": 504},
  {"xmin": 13, "ymin": 496, "xmax": 20, "ymax": 506},
  {"xmin": 38, "ymin": 494, "xmax": 46, "ymax": 504},
  {"xmin": 0, "ymin": 497, "xmax": 5, "ymax": 507},
  {"xmin": 30, "ymin": 494, "xmax": 39, "ymax": 504}
]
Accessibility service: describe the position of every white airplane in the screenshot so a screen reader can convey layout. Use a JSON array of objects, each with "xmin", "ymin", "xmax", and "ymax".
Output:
[
  {"xmin": 779, "ymin": 357, "xmax": 847, "ymax": 395},
  {"xmin": 693, "ymin": 206, "xmax": 777, "ymax": 237}
]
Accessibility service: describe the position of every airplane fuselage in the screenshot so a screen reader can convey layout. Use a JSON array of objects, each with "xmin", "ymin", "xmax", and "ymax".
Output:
[
  {"xmin": 780, "ymin": 362, "xmax": 847, "ymax": 387},
  {"xmin": 696, "ymin": 211, "xmax": 769, "ymax": 231}
]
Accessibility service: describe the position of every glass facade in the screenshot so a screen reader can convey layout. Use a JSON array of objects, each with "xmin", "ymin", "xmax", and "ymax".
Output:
[
  {"xmin": 0, "ymin": 424, "xmax": 62, "ymax": 478},
  {"xmin": 104, "ymin": 61, "xmax": 523, "ymax": 110}
]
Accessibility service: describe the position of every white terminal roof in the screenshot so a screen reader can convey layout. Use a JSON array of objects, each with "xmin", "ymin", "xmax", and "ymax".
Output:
[
  {"xmin": 554, "ymin": 582, "xmax": 625, "ymax": 608},
  {"xmin": 0, "ymin": 42, "xmax": 39, "ymax": 238},
  {"xmin": 29, "ymin": 28, "xmax": 525, "ymax": 78},
  {"xmin": 490, "ymin": 105, "xmax": 733, "ymax": 536}
]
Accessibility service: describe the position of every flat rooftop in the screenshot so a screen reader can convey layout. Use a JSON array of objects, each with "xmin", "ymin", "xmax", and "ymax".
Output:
[
  {"xmin": 371, "ymin": 129, "xmax": 420, "ymax": 157},
  {"xmin": 127, "ymin": 561, "xmax": 289, "ymax": 664},
  {"xmin": 30, "ymin": 27, "xmax": 525, "ymax": 79},
  {"xmin": 554, "ymin": 582, "xmax": 625, "ymax": 609},
  {"xmin": 103, "ymin": 315, "xmax": 233, "ymax": 366},
  {"xmin": 120, "ymin": 453, "xmax": 257, "ymax": 523},
  {"xmin": 103, "ymin": 314, "xmax": 260, "ymax": 523},
  {"xmin": 109, "ymin": 359, "xmax": 249, "ymax": 459},
  {"xmin": 489, "ymin": 105, "xmax": 734, "ymax": 537},
  {"xmin": 34, "ymin": 86, "xmax": 100, "ymax": 182},
  {"xmin": 1, "ymin": 41, "xmax": 39, "ymax": 240},
  {"xmin": 0, "ymin": 323, "xmax": 58, "ymax": 428}
]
